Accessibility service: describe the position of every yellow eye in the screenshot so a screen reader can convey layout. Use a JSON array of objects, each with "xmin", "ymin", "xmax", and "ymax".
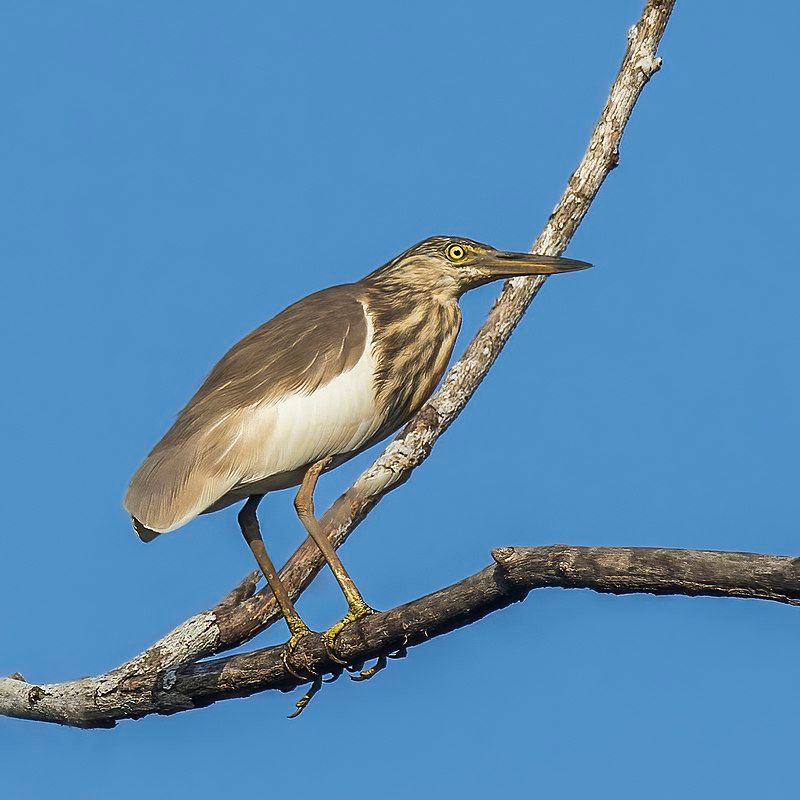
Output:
[{"xmin": 446, "ymin": 244, "xmax": 466, "ymax": 262}]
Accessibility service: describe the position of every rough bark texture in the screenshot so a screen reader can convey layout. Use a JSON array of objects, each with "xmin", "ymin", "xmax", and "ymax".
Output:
[
  {"xmin": 2, "ymin": 545, "xmax": 798, "ymax": 728},
  {"xmin": 1, "ymin": 0, "xmax": 685, "ymax": 728}
]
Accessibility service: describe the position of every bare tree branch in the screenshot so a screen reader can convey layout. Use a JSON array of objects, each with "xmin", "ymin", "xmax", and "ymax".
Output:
[
  {"xmin": 1, "ymin": 0, "xmax": 682, "ymax": 725},
  {"xmin": 3, "ymin": 545, "xmax": 797, "ymax": 728}
]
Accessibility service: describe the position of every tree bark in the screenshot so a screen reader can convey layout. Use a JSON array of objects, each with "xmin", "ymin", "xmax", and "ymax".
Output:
[{"xmin": 2, "ymin": 545, "xmax": 797, "ymax": 728}]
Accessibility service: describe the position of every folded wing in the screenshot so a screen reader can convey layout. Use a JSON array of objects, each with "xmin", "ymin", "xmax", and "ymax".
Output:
[{"xmin": 125, "ymin": 284, "xmax": 371, "ymax": 539}]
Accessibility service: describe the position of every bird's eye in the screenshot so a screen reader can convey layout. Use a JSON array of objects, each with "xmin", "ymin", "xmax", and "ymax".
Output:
[{"xmin": 446, "ymin": 244, "xmax": 466, "ymax": 262}]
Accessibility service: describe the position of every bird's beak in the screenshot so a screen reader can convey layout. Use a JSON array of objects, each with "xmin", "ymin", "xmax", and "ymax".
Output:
[{"xmin": 477, "ymin": 250, "xmax": 593, "ymax": 281}]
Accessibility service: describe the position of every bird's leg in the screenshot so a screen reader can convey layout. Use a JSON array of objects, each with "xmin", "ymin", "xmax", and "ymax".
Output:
[
  {"xmin": 295, "ymin": 459, "xmax": 377, "ymax": 666},
  {"xmin": 238, "ymin": 495, "xmax": 314, "ymax": 679}
]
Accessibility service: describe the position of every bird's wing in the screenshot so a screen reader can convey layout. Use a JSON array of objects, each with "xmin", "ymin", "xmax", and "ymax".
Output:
[{"xmin": 124, "ymin": 284, "xmax": 369, "ymax": 537}]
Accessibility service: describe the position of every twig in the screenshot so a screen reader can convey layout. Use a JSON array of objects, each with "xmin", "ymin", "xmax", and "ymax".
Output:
[{"xmin": 2, "ymin": 545, "xmax": 796, "ymax": 728}]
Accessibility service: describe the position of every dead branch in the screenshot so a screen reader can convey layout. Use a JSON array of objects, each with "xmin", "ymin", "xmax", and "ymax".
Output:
[{"xmin": 2, "ymin": 545, "xmax": 796, "ymax": 728}]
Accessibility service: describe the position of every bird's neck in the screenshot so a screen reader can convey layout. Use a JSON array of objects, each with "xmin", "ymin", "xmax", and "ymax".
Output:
[
  {"xmin": 361, "ymin": 256, "xmax": 461, "ymax": 303},
  {"xmin": 361, "ymin": 284, "xmax": 462, "ymax": 433}
]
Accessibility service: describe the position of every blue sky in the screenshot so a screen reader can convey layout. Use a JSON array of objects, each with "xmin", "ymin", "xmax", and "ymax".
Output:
[{"xmin": 2, "ymin": 1, "xmax": 798, "ymax": 797}]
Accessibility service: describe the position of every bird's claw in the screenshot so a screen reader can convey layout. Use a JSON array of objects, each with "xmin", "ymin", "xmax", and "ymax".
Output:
[
  {"xmin": 287, "ymin": 674, "xmax": 323, "ymax": 719},
  {"xmin": 349, "ymin": 646, "xmax": 407, "ymax": 681},
  {"xmin": 283, "ymin": 627, "xmax": 349, "ymax": 717},
  {"xmin": 281, "ymin": 627, "xmax": 316, "ymax": 682},
  {"xmin": 350, "ymin": 654, "xmax": 387, "ymax": 682},
  {"xmin": 322, "ymin": 638, "xmax": 350, "ymax": 667},
  {"xmin": 286, "ymin": 606, "xmax": 405, "ymax": 715},
  {"xmin": 321, "ymin": 601, "xmax": 377, "ymax": 665}
]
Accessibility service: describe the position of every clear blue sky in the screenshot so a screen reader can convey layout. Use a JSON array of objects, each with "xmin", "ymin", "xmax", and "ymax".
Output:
[{"xmin": 2, "ymin": 2, "xmax": 798, "ymax": 797}]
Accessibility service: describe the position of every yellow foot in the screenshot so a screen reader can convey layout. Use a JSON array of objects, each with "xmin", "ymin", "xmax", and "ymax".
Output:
[
  {"xmin": 322, "ymin": 601, "xmax": 377, "ymax": 666},
  {"xmin": 348, "ymin": 647, "xmax": 408, "ymax": 683},
  {"xmin": 288, "ymin": 674, "xmax": 323, "ymax": 719},
  {"xmin": 281, "ymin": 625, "xmax": 315, "ymax": 681},
  {"xmin": 350, "ymin": 654, "xmax": 387, "ymax": 682},
  {"xmin": 282, "ymin": 625, "xmax": 325, "ymax": 719},
  {"xmin": 350, "ymin": 645, "xmax": 408, "ymax": 682}
]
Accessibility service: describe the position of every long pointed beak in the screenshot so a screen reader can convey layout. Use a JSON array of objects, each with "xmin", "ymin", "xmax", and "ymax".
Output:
[{"xmin": 478, "ymin": 250, "xmax": 593, "ymax": 280}]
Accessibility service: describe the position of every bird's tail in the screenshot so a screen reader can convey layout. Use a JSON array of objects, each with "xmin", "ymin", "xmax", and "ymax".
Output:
[{"xmin": 131, "ymin": 516, "xmax": 161, "ymax": 543}]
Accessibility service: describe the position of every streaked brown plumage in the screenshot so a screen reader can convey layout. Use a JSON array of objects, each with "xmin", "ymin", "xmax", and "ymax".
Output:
[{"xmin": 124, "ymin": 235, "xmax": 591, "ymax": 705}]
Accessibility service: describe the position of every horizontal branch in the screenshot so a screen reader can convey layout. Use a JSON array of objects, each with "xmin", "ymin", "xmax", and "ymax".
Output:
[{"xmin": 3, "ymin": 544, "xmax": 797, "ymax": 728}]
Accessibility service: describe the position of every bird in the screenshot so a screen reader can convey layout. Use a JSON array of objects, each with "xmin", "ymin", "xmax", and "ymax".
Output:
[{"xmin": 124, "ymin": 235, "xmax": 591, "ymax": 704}]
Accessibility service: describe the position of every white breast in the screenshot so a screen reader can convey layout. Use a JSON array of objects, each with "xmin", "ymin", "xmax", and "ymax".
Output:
[{"xmin": 234, "ymin": 309, "xmax": 382, "ymax": 485}]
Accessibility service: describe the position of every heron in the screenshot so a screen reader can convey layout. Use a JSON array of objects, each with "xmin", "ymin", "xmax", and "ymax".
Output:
[{"xmin": 124, "ymin": 236, "xmax": 591, "ymax": 709}]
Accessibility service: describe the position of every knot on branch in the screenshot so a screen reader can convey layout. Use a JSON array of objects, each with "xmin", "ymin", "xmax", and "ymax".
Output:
[
  {"xmin": 637, "ymin": 54, "xmax": 663, "ymax": 78},
  {"xmin": 491, "ymin": 546, "xmax": 516, "ymax": 566},
  {"xmin": 491, "ymin": 547, "xmax": 532, "ymax": 600},
  {"xmin": 553, "ymin": 552, "xmax": 579, "ymax": 580},
  {"xmin": 27, "ymin": 686, "xmax": 45, "ymax": 705}
]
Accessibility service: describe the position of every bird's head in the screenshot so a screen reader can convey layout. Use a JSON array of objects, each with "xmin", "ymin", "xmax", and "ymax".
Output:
[{"xmin": 365, "ymin": 236, "xmax": 592, "ymax": 299}]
